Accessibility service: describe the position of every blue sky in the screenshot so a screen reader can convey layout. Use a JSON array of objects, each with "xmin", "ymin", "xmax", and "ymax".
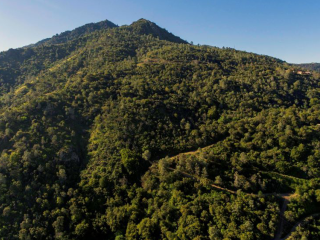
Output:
[{"xmin": 0, "ymin": 0, "xmax": 319, "ymax": 63}]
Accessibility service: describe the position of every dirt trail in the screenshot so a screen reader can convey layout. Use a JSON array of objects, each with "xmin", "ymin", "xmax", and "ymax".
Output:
[
  {"xmin": 170, "ymin": 144, "xmax": 215, "ymax": 160},
  {"xmin": 168, "ymin": 167, "xmax": 236, "ymax": 194},
  {"xmin": 166, "ymin": 144, "xmax": 311, "ymax": 240},
  {"xmin": 274, "ymin": 199, "xmax": 289, "ymax": 240},
  {"xmin": 281, "ymin": 213, "xmax": 320, "ymax": 240},
  {"xmin": 168, "ymin": 166, "xmax": 299, "ymax": 240},
  {"xmin": 168, "ymin": 146, "xmax": 299, "ymax": 200},
  {"xmin": 168, "ymin": 167, "xmax": 296, "ymax": 199}
]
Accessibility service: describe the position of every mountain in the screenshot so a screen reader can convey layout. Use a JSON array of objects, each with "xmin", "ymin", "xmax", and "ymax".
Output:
[
  {"xmin": 0, "ymin": 19, "xmax": 118, "ymax": 94},
  {"xmin": 29, "ymin": 19, "xmax": 118, "ymax": 47},
  {"xmin": 129, "ymin": 18, "xmax": 187, "ymax": 44},
  {"xmin": 294, "ymin": 62, "xmax": 320, "ymax": 72},
  {"xmin": 0, "ymin": 19, "xmax": 186, "ymax": 94},
  {"xmin": 0, "ymin": 19, "xmax": 320, "ymax": 240}
]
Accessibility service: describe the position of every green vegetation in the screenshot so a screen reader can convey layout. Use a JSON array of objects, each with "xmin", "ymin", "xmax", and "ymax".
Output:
[
  {"xmin": 286, "ymin": 215, "xmax": 320, "ymax": 240},
  {"xmin": 295, "ymin": 63, "xmax": 320, "ymax": 73},
  {"xmin": 0, "ymin": 18, "xmax": 319, "ymax": 239}
]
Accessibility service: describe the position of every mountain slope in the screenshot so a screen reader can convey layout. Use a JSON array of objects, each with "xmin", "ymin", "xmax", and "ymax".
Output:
[
  {"xmin": 0, "ymin": 20, "xmax": 118, "ymax": 94},
  {"xmin": 32, "ymin": 19, "xmax": 118, "ymax": 46},
  {"xmin": 295, "ymin": 62, "xmax": 320, "ymax": 72},
  {"xmin": 0, "ymin": 19, "xmax": 187, "ymax": 95},
  {"xmin": 0, "ymin": 19, "xmax": 319, "ymax": 240}
]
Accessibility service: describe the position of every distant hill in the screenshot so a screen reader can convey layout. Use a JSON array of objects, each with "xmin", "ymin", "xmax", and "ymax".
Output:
[
  {"xmin": 0, "ymin": 18, "xmax": 319, "ymax": 240},
  {"xmin": 294, "ymin": 63, "xmax": 320, "ymax": 72}
]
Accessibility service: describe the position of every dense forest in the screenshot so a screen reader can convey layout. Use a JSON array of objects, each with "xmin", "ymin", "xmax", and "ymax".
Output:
[{"xmin": 0, "ymin": 18, "xmax": 320, "ymax": 240}]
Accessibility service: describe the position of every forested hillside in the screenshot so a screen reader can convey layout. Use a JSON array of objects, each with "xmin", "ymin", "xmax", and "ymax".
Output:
[
  {"xmin": 0, "ymin": 18, "xmax": 320, "ymax": 240},
  {"xmin": 294, "ymin": 63, "xmax": 320, "ymax": 73}
]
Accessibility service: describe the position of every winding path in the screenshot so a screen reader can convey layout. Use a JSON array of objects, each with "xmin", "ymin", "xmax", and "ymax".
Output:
[
  {"xmin": 168, "ymin": 167, "xmax": 237, "ymax": 194},
  {"xmin": 274, "ymin": 199, "xmax": 289, "ymax": 240},
  {"xmin": 167, "ymin": 166, "xmax": 296, "ymax": 239},
  {"xmin": 164, "ymin": 145, "xmax": 314, "ymax": 240},
  {"xmin": 281, "ymin": 213, "xmax": 320, "ymax": 240}
]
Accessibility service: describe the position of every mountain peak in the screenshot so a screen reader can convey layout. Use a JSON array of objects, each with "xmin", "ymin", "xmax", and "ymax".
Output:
[
  {"xmin": 29, "ymin": 18, "xmax": 186, "ymax": 47},
  {"xmin": 129, "ymin": 19, "xmax": 187, "ymax": 44},
  {"xmin": 34, "ymin": 19, "xmax": 118, "ymax": 46},
  {"xmin": 135, "ymin": 18, "xmax": 152, "ymax": 23}
]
